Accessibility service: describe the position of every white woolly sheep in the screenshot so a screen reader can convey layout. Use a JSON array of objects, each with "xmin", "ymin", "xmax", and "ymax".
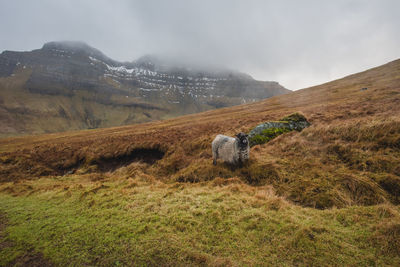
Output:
[{"xmin": 212, "ymin": 132, "xmax": 249, "ymax": 166}]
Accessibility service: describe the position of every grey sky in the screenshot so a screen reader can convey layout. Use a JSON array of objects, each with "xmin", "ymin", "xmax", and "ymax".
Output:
[{"xmin": 0, "ymin": 0, "xmax": 399, "ymax": 90}]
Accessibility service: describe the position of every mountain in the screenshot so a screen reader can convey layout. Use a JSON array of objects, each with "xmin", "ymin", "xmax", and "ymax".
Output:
[{"xmin": 0, "ymin": 41, "xmax": 289, "ymax": 136}]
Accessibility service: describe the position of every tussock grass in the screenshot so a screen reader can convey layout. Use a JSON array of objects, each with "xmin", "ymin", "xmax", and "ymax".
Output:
[{"xmin": 0, "ymin": 59, "xmax": 400, "ymax": 264}]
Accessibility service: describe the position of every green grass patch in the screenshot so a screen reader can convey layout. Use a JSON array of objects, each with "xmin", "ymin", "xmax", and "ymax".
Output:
[
  {"xmin": 249, "ymin": 127, "xmax": 292, "ymax": 146},
  {"xmin": 0, "ymin": 176, "xmax": 399, "ymax": 266}
]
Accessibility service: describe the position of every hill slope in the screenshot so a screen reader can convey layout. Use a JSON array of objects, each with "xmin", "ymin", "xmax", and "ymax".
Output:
[
  {"xmin": 0, "ymin": 41, "xmax": 289, "ymax": 137},
  {"xmin": 0, "ymin": 59, "xmax": 399, "ymax": 265},
  {"xmin": 1, "ymin": 57, "xmax": 400, "ymax": 205}
]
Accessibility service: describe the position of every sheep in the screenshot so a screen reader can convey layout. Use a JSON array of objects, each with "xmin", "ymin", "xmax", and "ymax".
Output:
[{"xmin": 212, "ymin": 132, "xmax": 249, "ymax": 166}]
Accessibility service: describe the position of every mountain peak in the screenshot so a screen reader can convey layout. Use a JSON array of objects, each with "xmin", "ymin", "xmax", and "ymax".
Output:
[
  {"xmin": 0, "ymin": 41, "xmax": 289, "ymax": 136},
  {"xmin": 42, "ymin": 41, "xmax": 110, "ymax": 61}
]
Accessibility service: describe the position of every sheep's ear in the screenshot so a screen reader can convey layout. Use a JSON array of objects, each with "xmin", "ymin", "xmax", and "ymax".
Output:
[
  {"xmin": 245, "ymin": 134, "xmax": 248, "ymax": 137},
  {"xmin": 236, "ymin": 133, "xmax": 240, "ymax": 138}
]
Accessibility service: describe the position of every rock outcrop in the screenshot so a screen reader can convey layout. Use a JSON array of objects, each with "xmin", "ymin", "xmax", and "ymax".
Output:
[{"xmin": 248, "ymin": 113, "xmax": 310, "ymax": 146}]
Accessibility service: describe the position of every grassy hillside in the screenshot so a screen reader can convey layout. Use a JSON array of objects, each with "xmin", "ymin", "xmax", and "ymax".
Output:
[{"xmin": 0, "ymin": 59, "xmax": 400, "ymax": 265}]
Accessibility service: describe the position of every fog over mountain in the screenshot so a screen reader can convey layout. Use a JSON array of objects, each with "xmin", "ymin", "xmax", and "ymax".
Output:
[{"xmin": 1, "ymin": 0, "xmax": 400, "ymax": 90}]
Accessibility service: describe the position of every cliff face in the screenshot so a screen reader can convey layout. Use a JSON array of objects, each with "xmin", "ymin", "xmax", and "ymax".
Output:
[{"xmin": 0, "ymin": 41, "xmax": 290, "ymax": 136}]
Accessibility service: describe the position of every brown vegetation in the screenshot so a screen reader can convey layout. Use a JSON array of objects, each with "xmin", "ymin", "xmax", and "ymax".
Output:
[{"xmin": 0, "ymin": 59, "xmax": 400, "ymax": 209}]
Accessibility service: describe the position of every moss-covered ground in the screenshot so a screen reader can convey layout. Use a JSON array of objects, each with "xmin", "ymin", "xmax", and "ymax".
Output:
[
  {"xmin": 1, "ymin": 174, "xmax": 400, "ymax": 266},
  {"xmin": 249, "ymin": 127, "xmax": 292, "ymax": 146}
]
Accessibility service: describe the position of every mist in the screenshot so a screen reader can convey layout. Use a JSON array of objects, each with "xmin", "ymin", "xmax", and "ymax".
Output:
[{"xmin": 1, "ymin": 0, "xmax": 399, "ymax": 90}]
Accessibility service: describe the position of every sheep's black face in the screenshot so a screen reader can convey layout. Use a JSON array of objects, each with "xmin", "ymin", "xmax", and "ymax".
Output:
[{"xmin": 236, "ymin": 132, "xmax": 249, "ymax": 147}]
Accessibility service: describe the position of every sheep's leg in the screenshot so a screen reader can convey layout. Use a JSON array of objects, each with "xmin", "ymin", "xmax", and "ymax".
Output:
[{"xmin": 212, "ymin": 150, "xmax": 218, "ymax": 165}]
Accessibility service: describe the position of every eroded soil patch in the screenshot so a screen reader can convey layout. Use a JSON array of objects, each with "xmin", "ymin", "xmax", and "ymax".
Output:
[{"xmin": 92, "ymin": 148, "xmax": 165, "ymax": 172}]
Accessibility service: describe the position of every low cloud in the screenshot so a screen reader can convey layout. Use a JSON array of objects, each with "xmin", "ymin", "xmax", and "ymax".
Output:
[{"xmin": 1, "ymin": 0, "xmax": 399, "ymax": 90}]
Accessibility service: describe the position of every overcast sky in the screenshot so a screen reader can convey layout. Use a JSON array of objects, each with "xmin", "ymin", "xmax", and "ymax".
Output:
[{"xmin": 0, "ymin": 0, "xmax": 399, "ymax": 90}]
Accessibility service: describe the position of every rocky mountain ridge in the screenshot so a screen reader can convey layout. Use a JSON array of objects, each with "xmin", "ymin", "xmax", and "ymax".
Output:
[{"xmin": 0, "ymin": 41, "xmax": 289, "ymax": 136}]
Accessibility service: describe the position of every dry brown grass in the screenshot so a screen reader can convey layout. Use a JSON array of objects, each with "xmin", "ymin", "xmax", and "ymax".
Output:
[{"xmin": 0, "ymin": 59, "xmax": 400, "ymax": 209}]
